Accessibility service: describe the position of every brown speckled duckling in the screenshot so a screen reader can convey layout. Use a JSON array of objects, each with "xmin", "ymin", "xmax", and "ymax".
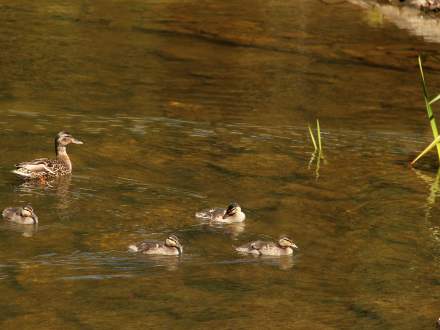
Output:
[
  {"xmin": 128, "ymin": 235, "xmax": 182, "ymax": 256},
  {"xmin": 2, "ymin": 205, "xmax": 38, "ymax": 225},
  {"xmin": 236, "ymin": 236, "xmax": 298, "ymax": 256},
  {"xmin": 195, "ymin": 203, "xmax": 246, "ymax": 223}
]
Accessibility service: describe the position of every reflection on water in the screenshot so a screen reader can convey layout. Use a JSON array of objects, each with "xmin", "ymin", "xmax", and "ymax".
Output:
[
  {"xmin": 260, "ymin": 255, "xmax": 295, "ymax": 271},
  {"xmin": 308, "ymin": 150, "xmax": 328, "ymax": 181},
  {"xmin": 222, "ymin": 222, "xmax": 246, "ymax": 239},
  {"xmin": 413, "ymin": 168, "xmax": 440, "ymax": 218},
  {"xmin": 197, "ymin": 218, "xmax": 246, "ymax": 239},
  {"xmin": 1, "ymin": 222, "xmax": 38, "ymax": 238},
  {"xmin": 130, "ymin": 254, "xmax": 181, "ymax": 272},
  {"xmin": 412, "ymin": 168, "xmax": 440, "ymax": 256},
  {"xmin": 0, "ymin": 0, "xmax": 439, "ymax": 328},
  {"xmin": 15, "ymin": 175, "xmax": 72, "ymax": 200},
  {"xmin": 236, "ymin": 254, "xmax": 296, "ymax": 271},
  {"xmin": 15, "ymin": 175, "xmax": 74, "ymax": 221}
]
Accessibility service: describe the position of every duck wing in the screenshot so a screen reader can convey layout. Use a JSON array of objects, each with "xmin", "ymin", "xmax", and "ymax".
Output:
[
  {"xmin": 15, "ymin": 158, "xmax": 52, "ymax": 171},
  {"xmin": 236, "ymin": 240, "xmax": 268, "ymax": 254},
  {"xmin": 13, "ymin": 158, "xmax": 59, "ymax": 178},
  {"xmin": 2, "ymin": 207, "xmax": 20, "ymax": 220},
  {"xmin": 249, "ymin": 240, "xmax": 270, "ymax": 251},
  {"xmin": 128, "ymin": 240, "xmax": 160, "ymax": 253},
  {"xmin": 195, "ymin": 207, "xmax": 225, "ymax": 220}
]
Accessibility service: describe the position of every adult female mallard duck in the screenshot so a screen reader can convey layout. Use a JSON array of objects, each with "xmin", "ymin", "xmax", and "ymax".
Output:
[
  {"xmin": 195, "ymin": 203, "xmax": 246, "ymax": 223},
  {"xmin": 13, "ymin": 131, "xmax": 83, "ymax": 180},
  {"xmin": 236, "ymin": 236, "xmax": 298, "ymax": 256},
  {"xmin": 2, "ymin": 205, "xmax": 38, "ymax": 225},
  {"xmin": 128, "ymin": 235, "xmax": 183, "ymax": 256}
]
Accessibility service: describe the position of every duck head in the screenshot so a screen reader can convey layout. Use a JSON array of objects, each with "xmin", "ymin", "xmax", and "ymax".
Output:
[
  {"xmin": 223, "ymin": 203, "xmax": 241, "ymax": 219},
  {"xmin": 56, "ymin": 131, "xmax": 83, "ymax": 147},
  {"xmin": 165, "ymin": 235, "xmax": 183, "ymax": 255},
  {"xmin": 55, "ymin": 131, "xmax": 83, "ymax": 155},
  {"xmin": 21, "ymin": 205, "xmax": 38, "ymax": 224},
  {"xmin": 278, "ymin": 236, "xmax": 298, "ymax": 250}
]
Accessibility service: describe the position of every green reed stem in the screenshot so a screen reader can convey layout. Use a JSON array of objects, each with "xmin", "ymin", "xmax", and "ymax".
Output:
[
  {"xmin": 308, "ymin": 125, "xmax": 317, "ymax": 152},
  {"xmin": 411, "ymin": 135, "xmax": 440, "ymax": 165},
  {"xmin": 429, "ymin": 93, "xmax": 440, "ymax": 106},
  {"xmin": 317, "ymin": 119, "xmax": 322, "ymax": 153},
  {"xmin": 413, "ymin": 56, "xmax": 440, "ymax": 164}
]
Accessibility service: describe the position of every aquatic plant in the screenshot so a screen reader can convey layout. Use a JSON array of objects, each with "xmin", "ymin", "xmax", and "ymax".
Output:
[
  {"xmin": 308, "ymin": 125, "xmax": 317, "ymax": 152},
  {"xmin": 411, "ymin": 56, "xmax": 440, "ymax": 165},
  {"xmin": 308, "ymin": 119, "xmax": 323, "ymax": 155},
  {"xmin": 308, "ymin": 119, "xmax": 324, "ymax": 180}
]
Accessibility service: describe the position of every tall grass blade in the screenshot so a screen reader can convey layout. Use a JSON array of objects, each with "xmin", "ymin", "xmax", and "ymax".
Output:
[
  {"xmin": 429, "ymin": 93, "xmax": 440, "ymax": 106},
  {"xmin": 308, "ymin": 120, "xmax": 324, "ymax": 180},
  {"xmin": 308, "ymin": 125, "xmax": 317, "ymax": 151},
  {"xmin": 411, "ymin": 135, "xmax": 440, "ymax": 165},
  {"xmin": 418, "ymin": 56, "xmax": 440, "ymax": 161},
  {"xmin": 419, "ymin": 56, "xmax": 427, "ymax": 88},
  {"xmin": 316, "ymin": 119, "xmax": 322, "ymax": 154}
]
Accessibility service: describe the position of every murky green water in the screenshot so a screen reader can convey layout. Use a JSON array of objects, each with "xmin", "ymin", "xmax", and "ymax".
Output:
[{"xmin": 0, "ymin": 1, "xmax": 439, "ymax": 329}]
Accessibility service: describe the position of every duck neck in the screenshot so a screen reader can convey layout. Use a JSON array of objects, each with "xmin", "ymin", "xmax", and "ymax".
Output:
[
  {"xmin": 277, "ymin": 243, "xmax": 287, "ymax": 249},
  {"xmin": 56, "ymin": 145, "xmax": 72, "ymax": 171},
  {"xmin": 278, "ymin": 245, "xmax": 292, "ymax": 254},
  {"xmin": 230, "ymin": 211, "xmax": 245, "ymax": 222}
]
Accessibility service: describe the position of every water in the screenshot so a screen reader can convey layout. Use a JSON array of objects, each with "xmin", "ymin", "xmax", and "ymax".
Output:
[{"xmin": 0, "ymin": 1, "xmax": 439, "ymax": 329}]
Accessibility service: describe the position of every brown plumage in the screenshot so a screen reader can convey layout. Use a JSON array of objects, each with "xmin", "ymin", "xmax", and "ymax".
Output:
[
  {"xmin": 236, "ymin": 237, "xmax": 298, "ymax": 256},
  {"xmin": 13, "ymin": 131, "xmax": 83, "ymax": 180},
  {"xmin": 2, "ymin": 205, "xmax": 38, "ymax": 225},
  {"xmin": 128, "ymin": 235, "xmax": 183, "ymax": 256}
]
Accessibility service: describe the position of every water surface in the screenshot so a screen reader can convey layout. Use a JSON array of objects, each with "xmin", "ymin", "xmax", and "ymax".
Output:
[{"xmin": 0, "ymin": 1, "xmax": 439, "ymax": 329}]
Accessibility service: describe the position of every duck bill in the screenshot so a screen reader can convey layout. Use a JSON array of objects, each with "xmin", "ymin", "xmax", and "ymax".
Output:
[
  {"xmin": 32, "ymin": 214, "xmax": 39, "ymax": 224},
  {"xmin": 291, "ymin": 243, "xmax": 299, "ymax": 250},
  {"xmin": 71, "ymin": 138, "xmax": 83, "ymax": 145},
  {"xmin": 177, "ymin": 246, "xmax": 183, "ymax": 255},
  {"xmin": 223, "ymin": 212, "xmax": 235, "ymax": 219}
]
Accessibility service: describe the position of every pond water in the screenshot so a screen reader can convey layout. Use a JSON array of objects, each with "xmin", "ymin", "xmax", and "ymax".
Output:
[{"xmin": 0, "ymin": 0, "xmax": 439, "ymax": 329}]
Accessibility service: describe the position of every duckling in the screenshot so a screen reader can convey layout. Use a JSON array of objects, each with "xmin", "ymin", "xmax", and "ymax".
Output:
[
  {"xmin": 2, "ymin": 205, "xmax": 38, "ymax": 225},
  {"xmin": 236, "ymin": 236, "xmax": 298, "ymax": 256},
  {"xmin": 128, "ymin": 235, "xmax": 182, "ymax": 256},
  {"xmin": 13, "ymin": 131, "xmax": 83, "ymax": 180},
  {"xmin": 195, "ymin": 203, "xmax": 246, "ymax": 223}
]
